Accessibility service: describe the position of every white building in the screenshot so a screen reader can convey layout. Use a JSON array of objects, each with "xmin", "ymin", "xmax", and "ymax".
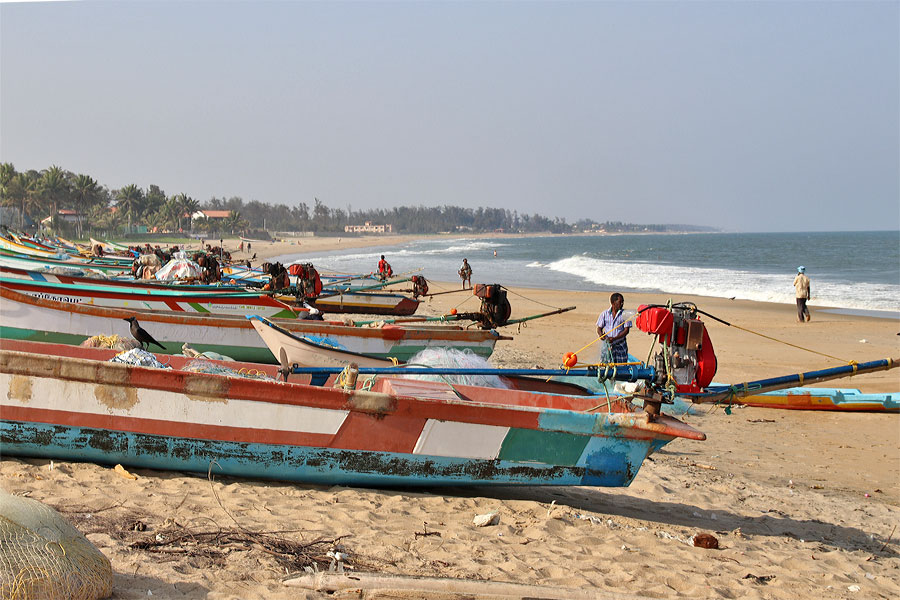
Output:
[{"xmin": 344, "ymin": 222, "xmax": 393, "ymax": 234}]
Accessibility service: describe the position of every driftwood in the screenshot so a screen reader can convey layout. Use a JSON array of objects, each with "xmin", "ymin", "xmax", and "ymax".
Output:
[{"xmin": 284, "ymin": 571, "xmax": 647, "ymax": 599}]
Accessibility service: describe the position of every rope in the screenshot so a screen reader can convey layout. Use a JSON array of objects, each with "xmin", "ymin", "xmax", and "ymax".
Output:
[
  {"xmin": 695, "ymin": 306, "xmax": 858, "ymax": 365},
  {"xmin": 726, "ymin": 322, "xmax": 855, "ymax": 363},
  {"xmin": 563, "ymin": 319, "xmax": 632, "ymax": 367},
  {"xmin": 585, "ymin": 380, "xmax": 614, "ymax": 413},
  {"xmin": 502, "ymin": 286, "xmax": 564, "ymax": 311}
]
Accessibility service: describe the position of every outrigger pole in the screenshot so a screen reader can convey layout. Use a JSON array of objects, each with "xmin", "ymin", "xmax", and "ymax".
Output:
[
  {"xmin": 286, "ymin": 357, "xmax": 898, "ymax": 401},
  {"xmin": 689, "ymin": 357, "xmax": 898, "ymax": 403}
]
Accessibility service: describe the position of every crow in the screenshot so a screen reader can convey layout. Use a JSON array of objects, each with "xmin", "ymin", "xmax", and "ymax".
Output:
[{"xmin": 123, "ymin": 317, "xmax": 166, "ymax": 351}]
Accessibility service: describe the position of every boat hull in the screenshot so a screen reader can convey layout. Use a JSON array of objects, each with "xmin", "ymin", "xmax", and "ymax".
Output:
[
  {"xmin": 0, "ymin": 288, "xmax": 504, "ymax": 365},
  {"xmin": 0, "ymin": 277, "xmax": 298, "ymax": 319},
  {"xmin": 307, "ymin": 293, "xmax": 421, "ymax": 316},
  {"xmin": 0, "ymin": 346, "xmax": 703, "ymax": 487},
  {"xmin": 249, "ymin": 315, "xmax": 501, "ymax": 366},
  {"xmin": 737, "ymin": 387, "xmax": 898, "ymax": 412}
]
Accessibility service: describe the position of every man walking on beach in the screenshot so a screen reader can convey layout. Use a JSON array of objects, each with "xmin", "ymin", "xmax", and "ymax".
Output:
[
  {"xmin": 458, "ymin": 258, "xmax": 472, "ymax": 289},
  {"xmin": 794, "ymin": 266, "xmax": 811, "ymax": 322},
  {"xmin": 596, "ymin": 292, "xmax": 631, "ymax": 364}
]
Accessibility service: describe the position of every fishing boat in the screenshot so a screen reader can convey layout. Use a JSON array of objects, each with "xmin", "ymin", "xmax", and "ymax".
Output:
[
  {"xmin": 0, "ymin": 265, "xmax": 247, "ymax": 291},
  {"xmin": 301, "ymin": 290, "xmax": 421, "ymax": 316},
  {"xmin": 248, "ymin": 314, "xmax": 507, "ymax": 367},
  {"xmin": 0, "ymin": 277, "xmax": 300, "ymax": 318},
  {"xmin": 89, "ymin": 237, "xmax": 132, "ymax": 255},
  {"xmin": 0, "ymin": 340, "xmax": 704, "ymax": 488},
  {"xmin": 0, "ymin": 248, "xmax": 135, "ymax": 275},
  {"xmin": 0, "ymin": 234, "xmax": 68, "ymax": 260},
  {"xmin": 0, "ymin": 251, "xmax": 131, "ymax": 276},
  {"xmin": 733, "ymin": 387, "xmax": 898, "ymax": 412},
  {"xmin": 2, "ymin": 296, "xmax": 897, "ymax": 489},
  {"xmin": 0, "ymin": 287, "xmax": 509, "ymax": 364}
]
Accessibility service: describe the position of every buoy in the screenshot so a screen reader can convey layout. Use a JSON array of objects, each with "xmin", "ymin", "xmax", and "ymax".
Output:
[
  {"xmin": 450, "ymin": 308, "xmax": 457, "ymax": 315},
  {"xmin": 563, "ymin": 352, "xmax": 577, "ymax": 368}
]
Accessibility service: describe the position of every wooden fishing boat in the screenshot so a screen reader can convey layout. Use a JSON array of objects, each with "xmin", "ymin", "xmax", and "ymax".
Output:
[
  {"xmin": 302, "ymin": 290, "xmax": 421, "ymax": 316},
  {"xmin": 249, "ymin": 314, "xmax": 507, "ymax": 367},
  {"xmin": 0, "ymin": 234, "xmax": 68, "ymax": 260},
  {"xmin": 0, "ymin": 265, "xmax": 247, "ymax": 292},
  {"xmin": 0, "ymin": 340, "xmax": 704, "ymax": 488},
  {"xmin": 89, "ymin": 237, "xmax": 131, "ymax": 255},
  {"xmin": 0, "ymin": 249, "xmax": 134, "ymax": 275},
  {"xmin": 734, "ymin": 387, "xmax": 898, "ymax": 412},
  {"xmin": 0, "ymin": 277, "xmax": 300, "ymax": 318},
  {"xmin": 0, "ymin": 287, "xmax": 509, "ymax": 364}
]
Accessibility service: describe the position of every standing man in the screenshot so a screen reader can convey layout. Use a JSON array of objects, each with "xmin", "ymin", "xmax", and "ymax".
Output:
[
  {"xmin": 458, "ymin": 258, "xmax": 472, "ymax": 289},
  {"xmin": 793, "ymin": 266, "xmax": 811, "ymax": 322},
  {"xmin": 596, "ymin": 292, "xmax": 631, "ymax": 364},
  {"xmin": 377, "ymin": 255, "xmax": 393, "ymax": 280}
]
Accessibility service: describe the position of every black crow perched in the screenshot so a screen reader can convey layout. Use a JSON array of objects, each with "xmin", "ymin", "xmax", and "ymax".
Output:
[{"xmin": 123, "ymin": 317, "xmax": 166, "ymax": 351}]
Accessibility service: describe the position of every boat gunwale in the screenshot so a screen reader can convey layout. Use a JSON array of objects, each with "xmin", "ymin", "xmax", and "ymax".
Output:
[
  {"xmin": 0, "ymin": 347, "xmax": 703, "ymax": 441},
  {"xmin": 0, "ymin": 286, "xmax": 499, "ymax": 341}
]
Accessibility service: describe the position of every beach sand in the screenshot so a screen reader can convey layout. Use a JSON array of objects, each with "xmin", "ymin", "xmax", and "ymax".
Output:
[{"xmin": 2, "ymin": 235, "xmax": 898, "ymax": 599}]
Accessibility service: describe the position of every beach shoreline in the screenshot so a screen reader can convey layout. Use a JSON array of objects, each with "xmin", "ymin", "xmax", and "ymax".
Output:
[
  {"xmin": 1, "ymin": 232, "xmax": 897, "ymax": 599},
  {"xmin": 182, "ymin": 232, "xmax": 899, "ymax": 393}
]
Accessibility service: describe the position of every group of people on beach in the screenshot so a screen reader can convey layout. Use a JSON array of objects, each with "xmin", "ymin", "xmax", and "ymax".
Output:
[
  {"xmin": 595, "ymin": 264, "xmax": 812, "ymax": 365},
  {"xmin": 375, "ymin": 250, "xmax": 811, "ymax": 366}
]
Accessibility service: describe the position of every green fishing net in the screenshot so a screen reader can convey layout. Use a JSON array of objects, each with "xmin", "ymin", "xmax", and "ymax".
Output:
[{"xmin": 0, "ymin": 489, "xmax": 112, "ymax": 600}]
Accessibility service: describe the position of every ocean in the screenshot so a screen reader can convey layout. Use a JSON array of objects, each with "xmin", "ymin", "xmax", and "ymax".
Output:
[{"xmin": 274, "ymin": 231, "xmax": 900, "ymax": 317}]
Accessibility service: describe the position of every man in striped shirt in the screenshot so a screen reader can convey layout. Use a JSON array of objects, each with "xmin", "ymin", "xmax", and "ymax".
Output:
[{"xmin": 596, "ymin": 292, "xmax": 631, "ymax": 364}]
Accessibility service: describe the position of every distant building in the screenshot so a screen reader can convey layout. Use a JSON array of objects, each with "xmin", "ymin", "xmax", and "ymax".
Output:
[
  {"xmin": 40, "ymin": 209, "xmax": 81, "ymax": 225},
  {"xmin": 192, "ymin": 210, "xmax": 231, "ymax": 222},
  {"xmin": 344, "ymin": 222, "xmax": 393, "ymax": 234}
]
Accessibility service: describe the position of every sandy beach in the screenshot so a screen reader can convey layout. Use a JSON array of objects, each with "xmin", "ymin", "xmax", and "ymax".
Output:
[{"xmin": 2, "ymin": 234, "xmax": 898, "ymax": 599}]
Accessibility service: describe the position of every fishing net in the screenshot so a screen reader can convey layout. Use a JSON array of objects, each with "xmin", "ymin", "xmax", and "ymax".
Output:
[
  {"xmin": 80, "ymin": 334, "xmax": 140, "ymax": 351},
  {"xmin": 154, "ymin": 258, "xmax": 201, "ymax": 281},
  {"xmin": 181, "ymin": 358, "xmax": 275, "ymax": 381},
  {"xmin": 0, "ymin": 489, "xmax": 113, "ymax": 600},
  {"xmin": 44, "ymin": 266, "xmax": 110, "ymax": 279},
  {"xmin": 402, "ymin": 348, "xmax": 510, "ymax": 389},
  {"xmin": 108, "ymin": 348, "xmax": 171, "ymax": 369}
]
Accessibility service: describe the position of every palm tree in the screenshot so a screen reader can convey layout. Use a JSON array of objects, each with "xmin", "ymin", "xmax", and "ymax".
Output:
[
  {"xmin": 71, "ymin": 174, "xmax": 102, "ymax": 239},
  {"xmin": 115, "ymin": 184, "xmax": 144, "ymax": 234},
  {"xmin": 173, "ymin": 193, "xmax": 199, "ymax": 232},
  {"xmin": 223, "ymin": 210, "xmax": 247, "ymax": 234},
  {"xmin": 156, "ymin": 197, "xmax": 182, "ymax": 232},
  {"xmin": 40, "ymin": 165, "xmax": 71, "ymax": 232},
  {"xmin": 0, "ymin": 163, "xmax": 21, "ymax": 225},
  {"xmin": 5, "ymin": 172, "xmax": 43, "ymax": 230}
]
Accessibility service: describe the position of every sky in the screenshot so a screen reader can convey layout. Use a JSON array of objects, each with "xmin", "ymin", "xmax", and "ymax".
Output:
[{"xmin": 1, "ymin": 1, "xmax": 897, "ymax": 233}]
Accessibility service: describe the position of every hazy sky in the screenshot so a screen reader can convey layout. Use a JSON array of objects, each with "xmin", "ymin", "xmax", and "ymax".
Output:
[{"xmin": 1, "ymin": 1, "xmax": 897, "ymax": 232}]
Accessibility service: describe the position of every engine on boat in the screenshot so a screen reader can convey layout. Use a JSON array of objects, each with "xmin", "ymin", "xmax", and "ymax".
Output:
[
  {"xmin": 473, "ymin": 283, "xmax": 512, "ymax": 329},
  {"xmin": 635, "ymin": 303, "xmax": 717, "ymax": 397},
  {"xmin": 289, "ymin": 263, "xmax": 323, "ymax": 300}
]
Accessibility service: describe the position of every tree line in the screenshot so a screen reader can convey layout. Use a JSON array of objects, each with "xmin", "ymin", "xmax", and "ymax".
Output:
[{"xmin": 0, "ymin": 163, "xmax": 711, "ymax": 239}]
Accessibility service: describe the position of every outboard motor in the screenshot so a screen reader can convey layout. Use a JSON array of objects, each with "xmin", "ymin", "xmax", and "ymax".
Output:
[
  {"xmin": 634, "ymin": 302, "xmax": 718, "ymax": 414},
  {"xmin": 289, "ymin": 263, "xmax": 323, "ymax": 300},
  {"xmin": 411, "ymin": 275, "xmax": 429, "ymax": 298},
  {"xmin": 473, "ymin": 283, "xmax": 512, "ymax": 329}
]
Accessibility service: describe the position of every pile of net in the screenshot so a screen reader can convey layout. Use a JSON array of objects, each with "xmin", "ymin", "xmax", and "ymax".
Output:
[
  {"xmin": 108, "ymin": 348, "xmax": 171, "ymax": 368},
  {"xmin": 43, "ymin": 266, "xmax": 110, "ymax": 279},
  {"xmin": 402, "ymin": 348, "xmax": 510, "ymax": 389},
  {"xmin": 154, "ymin": 257, "xmax": 201, "ymax": 281},
  {"xmin": 80, "ymin": 334, "xmax": 139, "ymax": 351},
  {"xmin": 181, "ymin": 343, "xmax": 235, "ymax": 362},
  {"xmin": 181, "ymin": 358, "xmax": 275, "ymax": 381},
  {"xmin": 0, "ymin": 489, "xmax": 112, "ymax": 600}
]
